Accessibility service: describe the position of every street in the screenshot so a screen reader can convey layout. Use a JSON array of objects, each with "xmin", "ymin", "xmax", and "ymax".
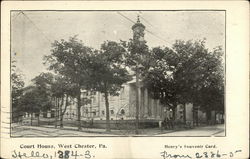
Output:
[
  {"xmin": 11, "ymin": 124, "xmax": 225, "ymax": 137},
  {"xmin": 156, "ymin": 124, "xmax": 225, "ymax": 136}
]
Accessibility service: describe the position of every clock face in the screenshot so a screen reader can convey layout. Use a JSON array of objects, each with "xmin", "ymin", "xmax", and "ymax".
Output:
[
  {"xmin": 133, "ymin": 26, "xmax": 145, "ymax": 41},
  {"xmin": 134, "ymin": 27, "xmax": 143, "ymax": 33},
  {"xmin": 139, "ymin": 36, "xmax": 144, "ymax": 41}
]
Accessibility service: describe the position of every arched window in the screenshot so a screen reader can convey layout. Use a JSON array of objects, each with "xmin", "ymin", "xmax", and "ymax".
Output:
[
  {"xmin": 110, "ymin": 110, "xmax": 114, "ymax": 115},
  {"xmin": 120, "ymin": 109, "xmax": 125, "ymax": 115}
]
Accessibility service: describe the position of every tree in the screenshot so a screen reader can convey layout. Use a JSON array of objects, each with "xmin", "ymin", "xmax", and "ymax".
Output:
[
  {"xmin": 88, "ymin": 41, "xmax": 132, "ymax": 132},
  {"xmin": 19, "ymin": 85, "xmax": 52, "ymax": 126},
  {"xmin": 142, "ymin": 46, "xmax": 180, "ymax": 120},
  {"xmin": 50, "ymin": 75, "xmax": 78, "ymax": 128},
  {"xmin": 189, "ymin": 46, "xmax": 224, "ymax": 124},
  {"xmin": 11, "ymin": 60, "xmax": 25, "ymax": 122},
  {"xmin": 172, "ymin": 40, "xmax": 224, "ymax": 124},
  {"xmin": 44, "ymin": 36, "xmax": 93, "ymax": 130},
  {"xmin": 142, "ymin": 40, "xmax": 224, "ymax": 125},
  {"xmin": 28, "ymin": 73, "xmax": 54, "ymax": 125}
]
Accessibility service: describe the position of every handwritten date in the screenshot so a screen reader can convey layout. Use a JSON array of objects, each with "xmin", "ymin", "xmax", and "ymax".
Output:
[{"xmin": 12, "ymin": 150, "xmax": 94, "ymax": 159}]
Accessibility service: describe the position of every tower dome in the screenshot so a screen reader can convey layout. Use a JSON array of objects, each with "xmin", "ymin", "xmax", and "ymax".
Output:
[{"xmin": 132, "ymin": 15, "xmax": 145, "ymax": 41}]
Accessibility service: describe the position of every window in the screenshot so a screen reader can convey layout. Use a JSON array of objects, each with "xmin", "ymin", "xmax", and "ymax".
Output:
[
  {"xmin": 120, "ymin": 109, "xmax": 125, "ymax": 115},
  {"xmin": 110, "ymin": 110, "xmax": 114, "ymax": 115}
]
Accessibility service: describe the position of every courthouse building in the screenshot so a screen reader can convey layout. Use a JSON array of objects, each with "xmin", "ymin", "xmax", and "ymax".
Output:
[
  {"xmin": 38, "ymin": 16, "xmax": 217, "ymax": 128},
  {"xmin": 59, "ymin": 17, "xmax": 208, "ymax": 125},
  {"xmin": 63, "ymin": 16, "xmax": 166, "ymax": 122}
]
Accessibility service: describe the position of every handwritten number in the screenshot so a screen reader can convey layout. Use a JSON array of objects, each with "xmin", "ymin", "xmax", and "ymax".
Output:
[
  {"xmin": 210, "ymin": 151, "xmax": 216, "ymax": 158},
  {"xmin": 64, "ymin": 150, "xmax": 70, "ymax": 159},
  {"xmin": 229, "ymin": 152, "xmax": 234, "ymax": 157},
  {"xmin": 85, "ymin": 150, "xmax": 91, "ymax": 159},
  {"xmin": 216, "ymin": 151, "xmax": 221, "ymax": 158},
  {"xmin": 203, "ymin": 152, "xmax": 208, "ymax": 158},
  {"xmin": 58, "ymin": 151, "xmax": 64, "ymax": 158},
  {"xmin": 195, "ymin": 153, "xmax": 203, "ymax": 158}
]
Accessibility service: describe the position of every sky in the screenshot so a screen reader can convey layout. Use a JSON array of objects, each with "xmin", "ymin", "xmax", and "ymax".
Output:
[{"xmin": 11, "ymin": 11, "xmax": 225, "ymax": 86}]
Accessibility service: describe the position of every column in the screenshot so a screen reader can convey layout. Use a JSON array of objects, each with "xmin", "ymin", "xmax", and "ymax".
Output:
[
  {"xmin": 144, "ymin": 88, "xmax": 148, "ymax": 118},
  {"xmin": 138, "ymin": 85, "xmax": 141, "ymax": 119},
  {"xmin": 154, "ymin": 100, "xmax": 157, "ymax": 118}
]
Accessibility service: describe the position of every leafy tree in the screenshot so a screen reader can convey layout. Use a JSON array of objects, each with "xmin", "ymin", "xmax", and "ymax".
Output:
[
  {"xmin": 44, "ymin": 36, "xmax": 93, "ymax": 130},
  {"xmin": 189, "ymin": 46, "xmax": 224, "ymax": 124},
  {"xmin": 172, "ymin": 40, "xmax": 224, "ymax": 124},
  {"xmin": 19, "ymin": 85, "xmax": 52, "ymax": 125},
  {"xmin": 11, "ymin": 60, "xmax": 25, "ymax": 122},
  {"xmin": 142, "ymin": 40, "xmax": 224, "ymax": 125},
  {"xmin": 50, "ymin": 75, "xmax": 79, "ymax": 128},
  {"xmin": 142, "ymin": 47, "xmax": 180, "ymax": 120},
  {"xmin": 27, "ymin": 73, "xmax": 54, "ymax": 125},
  {"xmin": 88, "ymin": 41, "xmax": 132, "ymax": 132}
]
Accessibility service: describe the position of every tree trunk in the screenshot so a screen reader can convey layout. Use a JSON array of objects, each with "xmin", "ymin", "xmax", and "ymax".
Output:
[
  {"xmin": 60, "ymin": 97, "xmax": 64, "ymax": 128},
  {"xmin": 193, "ymin": 104, "xmax": 198, "ymax": 126},
  {"xmin": 60, "ymin": 95, "xmax": 69, "ymax": 128},
  {"xmin": 183, "ymin": 103, "xmax": 186, "ymax": 125},
  {"xmin": 206, "ymin": 109, "xmax": 211, "ymax": 125},
  {"xmin": 77, "ymin": 90, "xmax": 82, "ymax": 131},
  {"xmin": 55, "ymin": 98, "xmax": 58, "ymax": 128},
  {"xmin": 37, "ymin": 113, "xmax": 40, "ymax": 126},
  {"xmin": 172, "ymin": 106, "xmax": 176, "ymax": 120},
  {"xmin": 196, "ymin": 107, "xmax": 199, "ymax": 126},
  {"xmin": 104, "ymin": 91, "xmax": 111, "ymax": 132},
  {"xmin": 214, "ymin": 111, "xmax": 217, "ymax": 125},
  {"xmin": 30, "ymin": 113, "xmax": 33, "ymax": 126}
]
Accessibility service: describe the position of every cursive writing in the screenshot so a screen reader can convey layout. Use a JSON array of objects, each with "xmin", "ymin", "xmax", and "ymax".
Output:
[
  {"xmin": 12, "ymin": 150, "xmax": 95, "ymax": 159},
  {"xmin": 160, "ymin": 151, "xmax": 192, "ymax": 159},
  {"xmin": 12, "ymin": 150, "xmax": 50, "ymax": 159},
  {"xmin": 160, "ymin": 150, "xmax": 242, "ymax": 159}
]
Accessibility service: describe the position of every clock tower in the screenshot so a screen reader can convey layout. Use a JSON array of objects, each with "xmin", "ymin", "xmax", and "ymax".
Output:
[{"xmin": 132, "ymin": 16, "xmax": 145, "ymax": 42}]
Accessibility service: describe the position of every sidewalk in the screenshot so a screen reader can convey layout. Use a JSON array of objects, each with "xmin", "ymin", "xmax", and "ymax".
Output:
[
  {"xmin": 12, "ymin": 123, "xmax": 189, "ymax": 136},
  {"xmin": 43, "ymin": 124, "xmax": 188, "ymax": 136}
]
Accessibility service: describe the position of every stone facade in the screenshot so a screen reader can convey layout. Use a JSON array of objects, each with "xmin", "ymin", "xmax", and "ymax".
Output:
[{"xmin": 62, "ymin": 81, "xmax": 164, "ymax": 121}]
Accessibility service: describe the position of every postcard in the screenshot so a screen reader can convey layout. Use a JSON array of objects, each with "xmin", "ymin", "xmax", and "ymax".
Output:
[{"xmin": 1, "ymin": 1, "xmax": 249, "ymax": 159}]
